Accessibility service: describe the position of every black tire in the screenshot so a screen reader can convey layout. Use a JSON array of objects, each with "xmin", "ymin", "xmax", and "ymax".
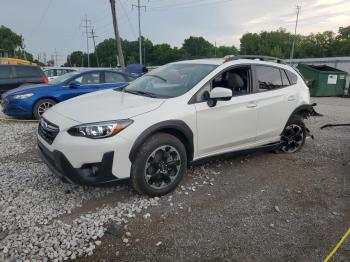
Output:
[
  {"xmin": 130, "ymin": 132, "xmax": 187, "ymax": 196},
  {"xmin": 277, "ymin": 115, "xmax": 306, "ymax": 153},
  {"xmin": 33, "ymin": 99, "xmax": 56, "ymax": 120}
]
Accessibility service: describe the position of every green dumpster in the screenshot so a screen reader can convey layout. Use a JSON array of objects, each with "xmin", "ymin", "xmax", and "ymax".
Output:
[{"xmin": 297, "ymin": 64, "xmax": 347, "ymax": 97}]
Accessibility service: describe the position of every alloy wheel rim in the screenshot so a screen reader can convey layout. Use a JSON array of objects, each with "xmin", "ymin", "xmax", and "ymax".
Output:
[
  {"xmin": 144, "ymin": 145, "xmax": 181, "ymax": 189},
  {"xmin": 281, "ymin": 124, "xmax": 304, "ymax": 153},
  {"xmin": 38, "ymin": 102, "xmax": 54, "ymax": 116}
]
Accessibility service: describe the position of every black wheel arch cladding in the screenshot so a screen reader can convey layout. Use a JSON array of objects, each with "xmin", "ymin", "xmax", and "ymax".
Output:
[
  {"xmin": 129, "ymin": 120, "xmax": 194, "ymax": 163},
  {"xmin": 290, "ymin": 104, "xmax": 316, "ymax": 118}
]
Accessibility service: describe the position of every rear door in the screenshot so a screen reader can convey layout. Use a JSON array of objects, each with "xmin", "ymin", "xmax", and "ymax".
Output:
[
  {"xmin": 0, "ymin": 65, "xmax": 15, "ymax": 95},
  {"xmin": 252, "ymin": 65, "xmax": 298, "ymax": 142}
]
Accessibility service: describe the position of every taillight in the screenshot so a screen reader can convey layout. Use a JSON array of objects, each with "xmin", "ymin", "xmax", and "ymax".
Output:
[{"xmin": 43, "ymin": 76, "xmax": 49, "ymax": 84}]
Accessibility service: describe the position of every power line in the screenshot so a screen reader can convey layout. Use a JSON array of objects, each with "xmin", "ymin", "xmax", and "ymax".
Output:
[
  {"xmin": 118, "ymin": 0, "xmax": 137, "ymax": 38},
  {"xmin": 28, "ymin": 0, "xmax": 54, "ymax": 37},
  {"xmin": 150, "ymin": 0, "xmax": 213, "ymax": 9},
  {"xmin": 148, "ymin": 0, "xmax": 233, "ymax": 11},
  {"xmin": 132, "ymin": 0, "xmax": 147, "ymax": 64}
]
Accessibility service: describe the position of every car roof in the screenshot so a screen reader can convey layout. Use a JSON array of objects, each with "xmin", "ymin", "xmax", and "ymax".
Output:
[
  {"xmin": 172, "ymin": 57, "xmax": 295, "ymax": 72},
  {"xmin": 69, "ymin": 68, "xmax": 135, "ymax": 78},
  {"xmin": 43, "ymin": 67, "xmax": 77, "ymax": 70},
  {"xmin": 0, "ymin": 64, "xmax": 39, "ymax": 68},
  {"xmin": 173, "ymin": 58, "xmax": 224, "ymax": 66}
]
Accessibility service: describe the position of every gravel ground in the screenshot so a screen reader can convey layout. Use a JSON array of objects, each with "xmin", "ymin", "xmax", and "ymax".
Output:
[{"xmin": 0, "ymin": 97, "xmax": 349, "ymax": 261}]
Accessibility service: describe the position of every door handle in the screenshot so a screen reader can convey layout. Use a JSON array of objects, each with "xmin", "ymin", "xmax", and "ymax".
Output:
[
  {"xmin": 247, "ymin": 102, "xmax": 257, "ymax": 108},
  {"xmin": 288, "ymin": 95, "xmax": 296, "ymax": 101}
]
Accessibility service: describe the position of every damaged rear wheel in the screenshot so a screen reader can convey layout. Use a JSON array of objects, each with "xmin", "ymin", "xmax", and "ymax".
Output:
[{"xmin": 279, "ymin": 116, "xmax": 306, "ymax": 153}]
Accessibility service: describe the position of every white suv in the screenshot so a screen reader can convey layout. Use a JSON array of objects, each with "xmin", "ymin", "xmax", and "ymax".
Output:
[{"xmin": 37, "ymin": 56, "xmax": 313, "ymax": 196}]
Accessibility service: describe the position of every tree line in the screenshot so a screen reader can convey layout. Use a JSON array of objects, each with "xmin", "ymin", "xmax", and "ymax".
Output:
[
  {"xmin": 64, "ymin": 36, "xmax": 239, "ymax": 67},
  {"xmin": 240, "ymin": 26, "xmax": 350, "ymax": 59},
  {"xmin": 1, "ymin": 24, "xmax": 349, "ymax": 67}
]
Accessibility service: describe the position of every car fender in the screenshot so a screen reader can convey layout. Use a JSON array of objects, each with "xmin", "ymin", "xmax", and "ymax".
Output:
[
  {"xmin": 129, "ymin": 120, "xmax": 194, "ymax": 163},
  {"xmin": 289, "ymin": 104, "xmax": 316, "ymax": 119}
]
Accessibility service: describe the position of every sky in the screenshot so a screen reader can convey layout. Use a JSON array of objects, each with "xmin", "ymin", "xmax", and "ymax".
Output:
[{"xmin": 1, "ymin": 0, "xmax": 350, "ymax": 65}]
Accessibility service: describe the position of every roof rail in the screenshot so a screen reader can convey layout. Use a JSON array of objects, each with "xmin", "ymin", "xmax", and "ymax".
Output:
[{"xmin": 224, "ymin": 55, "xmax": 286, "ymax": 64}]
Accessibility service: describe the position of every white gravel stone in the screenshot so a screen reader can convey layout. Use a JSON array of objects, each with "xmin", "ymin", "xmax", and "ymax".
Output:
[{"xmin": 143, "ymin": 213, "xmax": 151, "ymax": 219}]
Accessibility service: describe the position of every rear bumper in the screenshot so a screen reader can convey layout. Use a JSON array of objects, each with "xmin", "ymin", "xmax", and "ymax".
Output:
[{"xmin": 38, "ymin": 141, "xmax": 122, "ymax": 185}]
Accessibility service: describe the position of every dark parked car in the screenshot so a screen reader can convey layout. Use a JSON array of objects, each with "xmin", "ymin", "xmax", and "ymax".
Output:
[{"xmin": 0, "ymin": 64, "xmax": 48, "ymax": 96}]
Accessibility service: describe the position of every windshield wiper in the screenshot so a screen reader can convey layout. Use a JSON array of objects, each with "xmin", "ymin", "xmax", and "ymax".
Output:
[
  {"xmin": 123, "ymin": 89, "xmax": 159, "ymax": 98},
  {"xmin": 147, "ymin": 74, "xmax": 167, "ymax": 82}
]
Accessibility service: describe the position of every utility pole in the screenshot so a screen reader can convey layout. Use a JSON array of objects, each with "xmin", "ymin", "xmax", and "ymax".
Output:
[
  {"xmin": 54, "ymin": 49, "xmax": 58, "ymax": 66},
  {"xmin": 89, "ymin": 28, "xmax": 100, "ymax": 67},
  {"xmin": 81, "ymin": 15, "xmax": 91, "ymax": 67},
  {"xmin": 290, "ymin": 5, "xmax": 301, "ymax": 60},
  {"xmin": 110, "ymin": 0, "xmax": 125, "ymax": 69},
  {"xmin": 214, "ymin": 40, "xmax": 217, "ymax": 57},
  {"xmin": 132, "ymin": 0, "xmax": 146, "ymax": 65}
]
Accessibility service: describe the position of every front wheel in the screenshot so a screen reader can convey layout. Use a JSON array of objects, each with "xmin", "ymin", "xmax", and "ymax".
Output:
[
  {"xmin": 130, "ymin": 133, "xmax": 187, "ymax": 196},
  {"xmin": 33, "ymin": 99, "xmax": 56, "ymax": 120},
  {"xmin": 279, "ymin": 115, "xmax": 306, "ymax": 153}
]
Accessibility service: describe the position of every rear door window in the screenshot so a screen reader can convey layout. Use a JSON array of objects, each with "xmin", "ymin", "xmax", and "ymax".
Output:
[
  {"xmin": 104, "ymin": 72, "xmax": 127, "ymax": 83},
  {"xmin": 74, "ymin": 72, "xmax": 101, "ymax": 85},
  {"xmin": 16, "ymin": 66, "xmax": 41, "ymax": 78},
  {"xmin": 255, "ymin": 66, "xmax": 283, "ymax": 92},
  {"xmin": 0, "ymin": 66, "xmax": 13, "ymax": 79}
]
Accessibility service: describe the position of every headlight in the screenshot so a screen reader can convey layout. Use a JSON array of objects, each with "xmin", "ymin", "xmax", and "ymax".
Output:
[
  {"xmin": 67, "ymin": 120, "xmax": 133, "ymax": 139},
  {"xmin": 13, "ymin": 93, "xmax": 34, "ymax": 99}
]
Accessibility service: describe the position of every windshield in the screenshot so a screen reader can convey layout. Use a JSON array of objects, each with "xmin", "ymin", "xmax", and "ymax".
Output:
[
  {"xmin": 49, "ymin": 72, "xmax": 77, "ymax": 85},
  {"xmin": 123, "ymin": 63, "xmax": 217, "ymax": 98}
]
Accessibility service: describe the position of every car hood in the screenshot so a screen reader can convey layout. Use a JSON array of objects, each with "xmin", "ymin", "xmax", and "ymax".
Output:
[
  {"xmin": 3, "ymin": 84, "xmax": 53, "ymax": 97},
  {"xmin": 48, "ymin": 89, "xmax": 166, "ymax": 123}
]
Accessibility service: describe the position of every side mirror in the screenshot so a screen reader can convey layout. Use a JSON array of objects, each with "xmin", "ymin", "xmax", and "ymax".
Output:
[
  {"xmin": 69, "ymin": 81, "xmax": 80, "ymax": 88},
  {"xmin": 207, "ymin": 87, "xmax": 232, "ymax": 107}
]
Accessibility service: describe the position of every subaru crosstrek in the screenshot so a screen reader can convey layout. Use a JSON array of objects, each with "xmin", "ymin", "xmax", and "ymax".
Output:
[{"xmin": 37, "ymin": 56, "xmax": 314, "ymax": 196}]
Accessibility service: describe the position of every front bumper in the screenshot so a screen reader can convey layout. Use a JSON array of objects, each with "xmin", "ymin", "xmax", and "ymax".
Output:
[
  {"xmin": 38, "ymin": 141, "xmax": 122, "ymax": 185},
  {"xmin": 1, "ymin": 96, "xmax": 33, "ymax": 117}
]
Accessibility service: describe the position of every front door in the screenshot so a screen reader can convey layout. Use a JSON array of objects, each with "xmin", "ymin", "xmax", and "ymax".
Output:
[
  {"xmin": 63, "ymin": 71, "xmax": 103, "ymax": 100},
  {"xmin": 193, "ymin": 65, "xmax": 258, "ymax": 157}
]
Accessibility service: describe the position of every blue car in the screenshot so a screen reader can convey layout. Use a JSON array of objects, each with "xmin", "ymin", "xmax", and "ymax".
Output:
[{"xmin": 1, "ymin": 69, "xmax": 135, "ymax": 119}]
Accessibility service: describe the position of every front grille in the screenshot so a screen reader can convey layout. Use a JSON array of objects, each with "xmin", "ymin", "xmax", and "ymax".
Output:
[{"xmin": 38, "ymin": 118, "xmax": 59, "ymax": 145}]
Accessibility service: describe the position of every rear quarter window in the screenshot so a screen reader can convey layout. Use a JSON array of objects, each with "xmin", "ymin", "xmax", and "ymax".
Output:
[
  {"xmin": 105, "ymin": 72, "xmax": 127, "ymax": 83},
  {"xmin": 285, "ymin": 70, "xmax": 298, "ymax": 85},
  {"xmin": 280, "ymin": 70, "xmax": 290, "ymax": 86},
  {"xmin": 15, "ymin": 66, "xmax": 42, "ymax": 78}
]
